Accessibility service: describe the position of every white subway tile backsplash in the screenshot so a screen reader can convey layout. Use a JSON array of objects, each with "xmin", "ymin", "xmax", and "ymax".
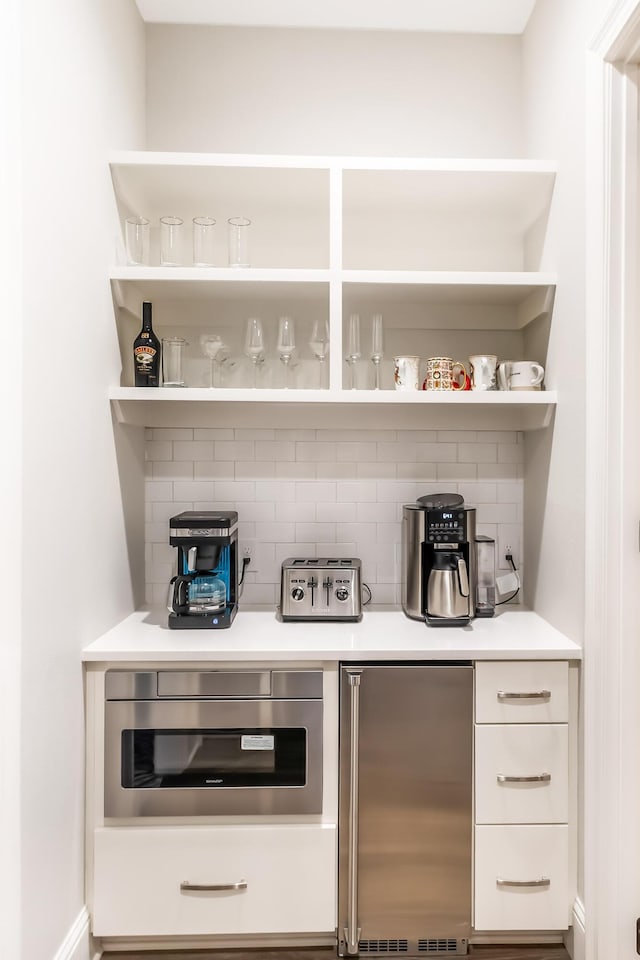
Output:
[
  {"xmin": 276, "ymin": 462, "xmax": 318, "ymax": 479},
  {"xmin": 215, "ymin": 441, "xmax": 255, "ymax": 461},
  {"xmin": 146, "ymin": 441, "xmax": 173, "ymax": 461},
  {"xmin": 173, "ymin": 441, "xmax": 214, "ymax": 461},
  {"xmin": 144, "ymin": 426, "xmax": 524, "ymax": 605},
  {"xmin": 317, "ymin": 462, "xmax": 357, "ymax": 479},
  {"xmin": 194, "ymin": 461, "xmax": 235, "ymax": 479},
  {"xmin": 173, "ymin": 481, "xmax": 215, "ymax": 501},
  {"xmin": 153, "ymin": 461, "xmax": 194, "ymax": 480},
  {"xmin": 457, "ymin": 443, "xmax": 498, "ymax": 463},
  {"xmin": 256, "ymin": 480, "xmax": 296, "ymax": 502},
  {"xmin": 296, "ymin": 481, "xmax": 337, "ymax": 502}
]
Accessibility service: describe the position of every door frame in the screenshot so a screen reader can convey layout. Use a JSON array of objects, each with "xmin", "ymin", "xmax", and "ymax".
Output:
[{"xmin": 585, "ymin": 3, "xmax": 640, "ymax": 958}]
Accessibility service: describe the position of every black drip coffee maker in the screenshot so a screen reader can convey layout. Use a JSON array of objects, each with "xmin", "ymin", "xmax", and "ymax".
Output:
[{"xmin": 168, "ymin": 511, "xmax": 238, "ymax": 629}]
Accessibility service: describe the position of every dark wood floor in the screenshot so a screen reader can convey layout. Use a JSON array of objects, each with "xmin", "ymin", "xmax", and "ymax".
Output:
[{"xmin": 105, "ymin": 945, "xmax": 569, "ymax": 960}]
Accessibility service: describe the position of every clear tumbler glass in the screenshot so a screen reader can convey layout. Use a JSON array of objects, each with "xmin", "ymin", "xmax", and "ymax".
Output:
[
  {"xmin": 193, "ymin": 216, "xmax": 216, "ymax": 267},
  {"xmin": 160, "ymin": 216, "xmax": 183, "ymax": 266},
  {"xmin": 227, "ymin": 216, "xmax": 251, "ymax": 267},
  {"xmin": 162, "ymin": 337, "xmax": 187, "ymax": 386},
  {"xmin": 125, "ymin": 216, "xmax": 150, "ymax": 265}
]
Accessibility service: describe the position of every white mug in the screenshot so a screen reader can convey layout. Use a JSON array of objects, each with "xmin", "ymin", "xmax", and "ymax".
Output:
[
  {"xmin": 497, "ymin": 360, "xmax": 545, "ymax": 391},
  {"xmin": 469, "ymin": 355, "xmax": 497, "ymax": 391},
  {"xmin": 393, "ymin": 356, "xmax": 420, "ymax": 391}
]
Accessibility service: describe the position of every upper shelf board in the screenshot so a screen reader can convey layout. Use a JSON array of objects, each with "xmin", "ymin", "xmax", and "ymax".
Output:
[{"xmin": 110, "ymin": 152, "xmax": 556, "ymax": 227}]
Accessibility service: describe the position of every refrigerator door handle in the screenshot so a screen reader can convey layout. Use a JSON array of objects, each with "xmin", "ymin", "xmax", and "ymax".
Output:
[{"xmin": 344, "ymin": 669, "xmax": 362, "ymax": 955}]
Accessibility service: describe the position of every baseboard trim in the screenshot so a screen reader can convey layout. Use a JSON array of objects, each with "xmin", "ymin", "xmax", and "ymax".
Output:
[
  {"xmin": 53, "ymin": 907, "xmax": 100, "ymax": 960},
  {"xmin": 98, "ymin": 932, "xmax": 336, "ymax": 952},
  {"xmin": 563, "ymin": 898, "xmax": 586, "ymax": 960}
]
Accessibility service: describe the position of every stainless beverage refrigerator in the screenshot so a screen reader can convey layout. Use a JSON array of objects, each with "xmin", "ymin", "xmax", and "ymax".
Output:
[{"xmin": 338, "ymin": 663, "xmax": 473, "ymax": 958}]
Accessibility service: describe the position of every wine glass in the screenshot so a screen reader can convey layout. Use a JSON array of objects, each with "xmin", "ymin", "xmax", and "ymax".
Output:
[
  {"xmin": 200, "ymin": 333, "xmax": 224, "ymax": 387},
  {"xmin": 276, "ymin": 315, "xmax": 296, "ymax": 388},
  {"xmin": 309, "ymin": 317, "xmax": 330, "ymax": 388},
  {"xmin": 346, "ymin": 313, "xmax": 361, "ymax": 389},
  {"xmin": 244, "ymin": 317, "xmax": 265, "ymax": 387},
  {"xmin": 371, "ymin": 313, "xmax": 384, "ymax": 390}
]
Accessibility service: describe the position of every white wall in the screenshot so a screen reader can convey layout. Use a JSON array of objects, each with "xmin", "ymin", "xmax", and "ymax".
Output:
[
  {"xmin": 20, "ymin": 1, "xmax": 145, "ymax": 957},
  {"xmin": 146, "ymin": 25, "xmax": 523, "ymax": 157}
]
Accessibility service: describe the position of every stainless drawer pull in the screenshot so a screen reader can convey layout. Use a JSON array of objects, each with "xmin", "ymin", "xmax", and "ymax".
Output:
[
  {"xmin": 497, "ymin": 773, "xmax": 551, "ymax": 783},
  {"xmin": 497, "ymin": 690, "xmax": 551, "ymax": 700},
  {"xmin": 180, "ymin": 880, "xmax": 247, "ymax": 892},
  {"xmin": 497, "ymin": 877, "xmax": 550, "ymax": 888}
]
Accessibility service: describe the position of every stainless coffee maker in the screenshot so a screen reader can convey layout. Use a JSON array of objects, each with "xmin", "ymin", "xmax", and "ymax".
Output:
[{"xmin": 402, "ymin": 494, "xmax": 495, "ymax": 627}]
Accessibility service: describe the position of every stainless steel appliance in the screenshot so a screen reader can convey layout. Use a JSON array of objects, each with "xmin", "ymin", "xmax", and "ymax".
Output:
[
  {"xmin": 104, "ymin": 668, "xmax": 323, "ymax": 818},
  {"xmin": 280, "ymin": 558, "xmax": 363, "ymax": 621},
  {"xmin": 402, "ymin": 496, "xmax": 496, "ymax": 626},
  {"xmin": 168, "ymin": 510, "xmax": 238, "ymax": 629},
  {"xmin": 339, "ymin": 664, "xmax": 473, "ymax": 958}
]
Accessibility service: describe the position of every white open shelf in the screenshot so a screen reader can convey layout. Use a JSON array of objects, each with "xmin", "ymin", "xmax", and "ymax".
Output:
[
  {"xmin": 109, "ymin": 386, "xmax": 557, "ymax": 431},
  {"xmin": 108, "ymin": 151, "xmax": 558, "ymax": 431}
]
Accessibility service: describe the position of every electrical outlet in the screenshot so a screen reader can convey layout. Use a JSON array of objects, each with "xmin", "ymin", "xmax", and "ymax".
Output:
[
  {"xmin": 241, "ymin": 541, "xmax": 257, "ymax": 573},
  {"xmin": 498, "ymin": 527, "xmax": 521, "ymax": 571}
]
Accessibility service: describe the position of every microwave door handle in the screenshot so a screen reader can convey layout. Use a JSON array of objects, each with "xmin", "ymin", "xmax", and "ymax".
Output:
[{"xmin": 344, "ymin": 669, "xmax": 362, "ymax": 955}]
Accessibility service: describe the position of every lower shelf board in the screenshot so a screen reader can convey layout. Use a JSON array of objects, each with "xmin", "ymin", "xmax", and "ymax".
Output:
[{"xmin": 109, "ymin": 387, "xmax": 557, "ymax": 431}]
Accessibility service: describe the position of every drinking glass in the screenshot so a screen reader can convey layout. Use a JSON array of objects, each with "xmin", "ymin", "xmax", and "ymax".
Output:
[
  {"xmin": 228, "ymin": 216, "xmax": 251, "ymax": 267},
  {"xmin": 371, "ymin": 313, "xmax": 384, "ymax": 390},
  {"xmin": 125, "ymin": 216, "xmax": 150, "ymax": 265},
  {"xmin": 346, "ymin": 313, "xmax": 361, "ymax": 389},
  {"xmin": 160, "ymin": 216, "xmax": 183, "ymax": 266},
  {"xmin": 162, "ymin": 337, "xmax": 187, "ymax": 386},
  {"xmin": 276, "ymin": 316, "xmax": 296, "ymax": 388},
  {"xmin": 200, "ymin": 333, "xmax": 224, "ymax": 387},
  {"xmin": 193, "ymin": 217, "xmax": 216, "ymax": 267},
  {"xmin": 309, "ymin": 317, "xmax": 330, "ymax": 388},
  {"xmin": 244, "ymin": 317, "xmax": 265, "ymax": 387}
]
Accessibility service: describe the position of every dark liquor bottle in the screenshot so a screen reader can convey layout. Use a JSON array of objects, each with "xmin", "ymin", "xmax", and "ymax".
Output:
[{"xmin": 133, "ymin": 301, "xmax": 160, "ymax": 386}]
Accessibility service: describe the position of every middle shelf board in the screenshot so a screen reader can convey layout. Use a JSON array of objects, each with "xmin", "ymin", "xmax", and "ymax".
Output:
[
  {"xmin": 111, "ymin": 268, "xmax": 556, "ymax": 325},
  {"xmin": 109, "ymin": 387, "xmax": 557, "ymax": 431}
]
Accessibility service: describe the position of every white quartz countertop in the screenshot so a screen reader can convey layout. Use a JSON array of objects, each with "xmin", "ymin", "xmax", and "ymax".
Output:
[{"xmin": 81, "ymin": 607, "xmax": 582, "ymax": 663}]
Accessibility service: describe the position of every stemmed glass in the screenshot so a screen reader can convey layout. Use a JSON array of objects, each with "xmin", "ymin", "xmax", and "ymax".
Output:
[
  {"xmin": 200, "ymin": 333, "xmax": 224, "ymax": 387},
  {"xmin": 346, "ymin": 313, "xmax": 361, "ymax": 390},
  {"xmin": 276, "ymin": 316, "xmax": 296, "ymax": 388},
  {"xmin": 309, "ymin": 317, "xmax": 330, "ymax": 389},
  {"xmin": 371, "ymin": 313, "xmax": 384, "ymax": 390},
  {"xmin": 244, "ymin": 317, "xmax": 265, "ymax": 388}
]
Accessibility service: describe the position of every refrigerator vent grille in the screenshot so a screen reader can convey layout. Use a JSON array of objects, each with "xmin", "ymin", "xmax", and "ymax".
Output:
[
  {"xmin": 358, "ymin": 940, "xmax": 408, "ymax": 953},
  {"xmin": 418, "ymin": 940, "xmax": 460, "ymax": 953}
]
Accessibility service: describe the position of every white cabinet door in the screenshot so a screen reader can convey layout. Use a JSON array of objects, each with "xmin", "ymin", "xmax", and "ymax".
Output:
[
  {"xmin": 475, "ymin": 724, "xmax": 569, "ymax": 824},
  {"xmin": 475, "ymin": 661, "xmax": 569, "ymax": 724},
  {"xmin": 474, "ymin": 825, "xmax": 569, "ymax": 931},
  {"xmin": 92, "ymin": 823, "xmax": 336, "ymax": 937}
]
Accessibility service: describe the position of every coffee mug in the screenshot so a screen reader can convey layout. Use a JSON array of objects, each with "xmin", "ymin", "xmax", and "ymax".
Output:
[
  {"xmin": 469, "ymin": 355, "xmax": 498, "ymax": 391},
  {"xmin": 497, "ymin": 360, "xmax": 545, "ymax": 391},
  {"xmin": 422, "ymin": 357, "xmax": 467, "ymax": 391},
  {"xmin": 393, "ymin": 356, "xmax": 420, "ymax": 391}
]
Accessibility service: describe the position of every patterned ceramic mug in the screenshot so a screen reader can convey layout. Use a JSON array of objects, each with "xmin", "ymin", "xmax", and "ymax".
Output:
[
  {"xmin": 422, "ymin": 357, "xmax": 467, "ymax": 391},
  {"xmin": 393, "ymin": 356, "xmax": 421, "ymax": 391},
  {"xmin": 469, "ymin": 355, "xmax": 498, "ymax": 391}
]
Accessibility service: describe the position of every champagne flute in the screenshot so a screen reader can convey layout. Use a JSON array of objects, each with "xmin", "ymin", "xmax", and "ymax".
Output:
[
  {"xmin": 244, "ymin": 317, "xmax": 265, "ymax": 388},
  {"xmin": 309, "ymin": 317, "xmax": 330, "ymax": 388},
  {"xmin": 200, "ymin": 333, "xmax": 224, "ymax": 387},
  {"xmin": 371, "ymin": 313, "xmax": 384, "ymax": 390},
  {"xmin": 346, "ymin": 313, "xmax": 361, "ymax": 389},
  {"xmin": 276, "ymin": 315, "xmax": 296, "ymax": 388}
]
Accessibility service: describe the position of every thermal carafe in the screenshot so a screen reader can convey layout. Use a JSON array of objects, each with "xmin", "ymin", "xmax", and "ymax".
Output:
[{"xmin": 426, "ymin": 551, "xmax": 470, "ymax": 619}]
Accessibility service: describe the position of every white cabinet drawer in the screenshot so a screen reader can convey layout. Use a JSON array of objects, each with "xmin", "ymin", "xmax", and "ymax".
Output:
[
  {"xmin": 92, "ymin": 824, "xmax": 336, "ymax": 937},
  {"xmin": 474, "ymin": 825, "xmax": 569, "ymax": 931},
  {"xmin": 475, "ymin": 724, "xmax": 568, "ymax": 824},
  {"xmin": 475, "ymin": 661, "xmax": 569, "ymax": 723}
]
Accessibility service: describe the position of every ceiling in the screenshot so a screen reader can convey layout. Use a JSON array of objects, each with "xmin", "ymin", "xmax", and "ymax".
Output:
[{"xmin": 134, "ymin": 0, "xmax": 538, "ymax": 34}]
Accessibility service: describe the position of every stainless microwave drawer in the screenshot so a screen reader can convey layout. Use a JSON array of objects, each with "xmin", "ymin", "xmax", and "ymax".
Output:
[{"xmin": 105, "ymin": 698, "xmax": 323, "ymax": 818}]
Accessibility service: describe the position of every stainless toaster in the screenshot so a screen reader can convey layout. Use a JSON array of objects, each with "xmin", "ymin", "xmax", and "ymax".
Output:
[{"xmin": 280, "ymin": 558, "xmax": 363, "ymax": 621}]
